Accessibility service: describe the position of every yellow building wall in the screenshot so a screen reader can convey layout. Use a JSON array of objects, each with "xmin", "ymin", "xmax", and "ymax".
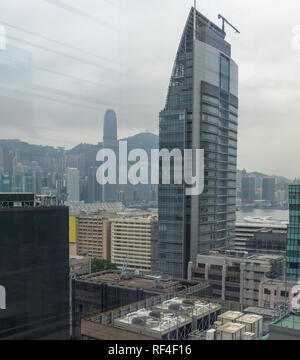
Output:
[{"xmin": 69, "ymin": 216, "xmax": 77, "ymax": 243}]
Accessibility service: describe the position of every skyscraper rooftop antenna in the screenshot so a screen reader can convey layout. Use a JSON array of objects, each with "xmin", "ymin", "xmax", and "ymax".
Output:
[{"xmin": 218, "ymin": 14, "xmax": 240, "ymax": 34}]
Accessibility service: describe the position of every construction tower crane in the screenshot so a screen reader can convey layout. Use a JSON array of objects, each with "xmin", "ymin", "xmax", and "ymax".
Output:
[{"xmin": 218, "ymin": 14, "xmax": 240, "ymax": 34}]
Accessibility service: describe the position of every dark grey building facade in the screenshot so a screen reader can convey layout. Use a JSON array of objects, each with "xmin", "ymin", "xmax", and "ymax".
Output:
[
  {"xmin": 158, "ymin": 8, "xmax": 239, "ymax": 278},
  {"xmin": 246, "ymin": 229, "xmax": 286, "ymax": 253},
  {"xmin": 0, "ymin": 193, "xmax": 69, "ymax": 339}
]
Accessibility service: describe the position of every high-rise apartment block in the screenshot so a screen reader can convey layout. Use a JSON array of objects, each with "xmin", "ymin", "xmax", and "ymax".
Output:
[
  {"xmin": 74, "ymin": 212, "xmax": 158, "ymax": 273},
  {"xmin": 110, "ymin": 215, "xmax": 158, "ymax": 272},
  {"xmin": 158, "ymin": 8, "xmax": 238, "ymax": 278},
  {"xmin": 76, "ymin": 215, "xmax": 111, "ymax": 260}
]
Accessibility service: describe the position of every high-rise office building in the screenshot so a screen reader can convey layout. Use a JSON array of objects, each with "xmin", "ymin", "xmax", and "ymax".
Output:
[
  {"xmin": 262, "ymin": 177, "xmax": 276, "ymax": 202},
  {"xmin": 287, "ymin": 185, "xmax": 300, "ymax": 282},
  {"xmin": 0, "ymin": 193, "xmax": 69, "ymax": 339},
  {"xmin": 103, "ymin": 110, "xmax": 118, "ymax": 202},
  {"xmin": 241, "ymin": 177, "xmax": 255, "ymax": 203},
  {"xmin": 158, "ymin": 8, "xmax": 238, "ymax": 278},
  {"xmin": 67, "ymin": 167, "xmax": 80, "ymax": 202}
]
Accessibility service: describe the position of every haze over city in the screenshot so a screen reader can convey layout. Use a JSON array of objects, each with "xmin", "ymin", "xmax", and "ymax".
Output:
[
  {"xmin": 1, "ymin": 0, "xmax": 300, "ymax": 343},
  {"xmin": 0, "ymin": 0, "xmax": 300, "ymax": 178}
]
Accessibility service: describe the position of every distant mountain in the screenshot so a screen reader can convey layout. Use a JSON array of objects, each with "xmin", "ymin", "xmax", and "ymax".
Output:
[
  {"xmin": 67, "ymin": 143, "xmax": 99, "ymax": 158},
  {"xmin": 67, "ymin": 132, "xmax": 159, "ymax": 167},
  {"xmin": 0, "ymin": 132, "xmax": 158, "ymax": 156},
  {"xmin": 0, "ymin": 133, "xmax": 158, "ymax": 172},
  {"xmin": 249, "ymin": 171, "xmax": 267, "ymax": 178},
  {"xmin": 1, "ymin": 137, "xmax": 291, "ymax": 183},
  {"xmin": 0, "ymin": 139, "xmax": 56, "ymax": 155},
  {"xmin": 0, "ymin": 139, "xmax": 60, "ymax": 164},
  {"xmin": 124, "ymin": 132, "xmax": 159, "ymax": 152}
]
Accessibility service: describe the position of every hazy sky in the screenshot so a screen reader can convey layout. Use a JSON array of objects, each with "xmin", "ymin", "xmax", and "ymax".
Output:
[{"xmin": 1, "ymin": 0, "xmax": 300, "ymax": 178}]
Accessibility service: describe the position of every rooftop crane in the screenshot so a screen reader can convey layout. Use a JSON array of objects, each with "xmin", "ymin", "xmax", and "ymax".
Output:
[{"xmin": 218, "ymin": 14, "xmax": 240, "ymax": 34}]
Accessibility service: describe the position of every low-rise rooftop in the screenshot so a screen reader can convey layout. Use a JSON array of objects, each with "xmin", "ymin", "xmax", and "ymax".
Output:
[
  {"xmin": 67, "ymin": 202, "xmax": 124, "ymax": 216},
  {"xmin": 77, "ymin": 271, "xmax": 198, "ymax": 293},
  {"xmin": 199, "ymin": 250, "xmax": 283, "ymax": 262}
]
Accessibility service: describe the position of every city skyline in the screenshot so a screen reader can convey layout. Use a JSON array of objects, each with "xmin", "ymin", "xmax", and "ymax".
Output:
[
  {"xmin": 0, "ymin": 0, "xmax": 300, "ymax": 178},
  {"xmin": 0, "ymin": 134, "xmax": 298, "ymax": 182}
]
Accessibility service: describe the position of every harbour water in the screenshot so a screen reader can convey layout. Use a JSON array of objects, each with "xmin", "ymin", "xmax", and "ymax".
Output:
[{"xmin": 237, "ymin": 209, "xmax": 289, "ymax": 222}]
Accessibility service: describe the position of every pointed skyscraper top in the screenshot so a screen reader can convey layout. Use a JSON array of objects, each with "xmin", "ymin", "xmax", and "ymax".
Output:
[{"xmin": 103, "ymin": 109, "xmax": 118, "ymax": 142}]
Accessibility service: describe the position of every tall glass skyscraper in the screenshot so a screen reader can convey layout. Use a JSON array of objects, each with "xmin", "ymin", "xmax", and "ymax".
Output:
[
  {"xmin": 158, "ymin": 8, "xmax": 239, "ymax": 278},
  {"xmin": 103, "ymin": 109, "xmax": 119, "ymax": 202},
  {"xmin": 287, "ymin": 185, "xmax": 300, "ymax": 282}
]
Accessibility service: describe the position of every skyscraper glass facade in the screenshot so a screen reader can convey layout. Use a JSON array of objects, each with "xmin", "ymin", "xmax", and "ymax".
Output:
[
  {"xmin": 103, "ymin": 109, "xmax": 119, "ymax": 202},
  {"xmin": 287, "ymin": 185, "xmax": 300, "ymax": 282},
  {"xmin": 158, "ymin": 8, "xmax": 238, "ymax": 278}
]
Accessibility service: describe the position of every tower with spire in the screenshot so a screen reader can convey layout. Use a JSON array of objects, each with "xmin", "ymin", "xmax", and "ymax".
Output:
[{"xmin": 103, "ymin": 109, "xmax": 119, "ymax": 202}]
